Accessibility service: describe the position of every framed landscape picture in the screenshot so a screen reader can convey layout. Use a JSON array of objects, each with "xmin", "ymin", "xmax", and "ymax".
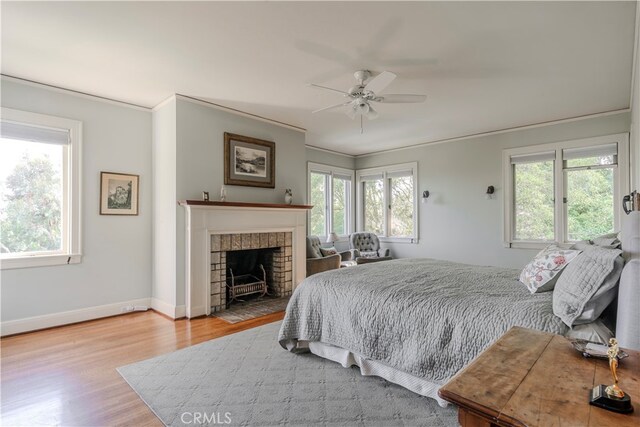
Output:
[
  {"xmin": 100, "ymin": 172, "xmax": 139, "ymax": 215},
  {"xmin": 224, "ymin": 132, "xmax": 275, "ymax": 188}
]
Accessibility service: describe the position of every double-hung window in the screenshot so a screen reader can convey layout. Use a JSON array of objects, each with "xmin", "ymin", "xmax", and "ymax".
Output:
[
  {"xmin": 356, "ymin": 162, "xmax": 418, "ymax": 242},
  {"xmin": 0, "ymin": 108, "xmax": 82, "ymax": 269},
  {"xmin": 308, "ymin": 163, "xmax": 354, "ymax": 239},
  {"xmin": 503, "ymin": 134, "xmax": 629, "ymax": 248}
]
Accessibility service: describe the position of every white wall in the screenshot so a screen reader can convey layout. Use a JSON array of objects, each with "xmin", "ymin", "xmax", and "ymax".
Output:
[
  {"xmin": 306, "ymin": 146, "xmax": 356, "ymax": 171},
  {"xmin": 355, "ymin": 112, "xmax": 632, "ymax": 269},
  {"xmin": 0, "ymin": 79, "xmax": 152, "ymax": 326},
  {"xmin": 151, "ymin": 98, "xmax": 178, "ymax": 315}
]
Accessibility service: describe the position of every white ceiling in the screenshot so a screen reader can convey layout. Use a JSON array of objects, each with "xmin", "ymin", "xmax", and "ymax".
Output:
[{"xmin": 1, "ymin": 1, "xmax": 637, "ymax": 155}]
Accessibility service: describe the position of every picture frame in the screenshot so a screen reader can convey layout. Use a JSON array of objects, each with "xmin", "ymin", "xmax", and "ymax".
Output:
[
  {"xmin": 224, "ymin": 132, "xmax": 275, "ymax": 188},
  {"xmin": 100, "ymin": 172, "xmax": 139, "ymax": 215}
]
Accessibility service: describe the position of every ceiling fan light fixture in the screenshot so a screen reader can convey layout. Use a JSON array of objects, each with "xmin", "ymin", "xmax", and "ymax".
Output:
[{"xmin": 358, "ymin": 101, "xmax": 370, "ymax": 115}]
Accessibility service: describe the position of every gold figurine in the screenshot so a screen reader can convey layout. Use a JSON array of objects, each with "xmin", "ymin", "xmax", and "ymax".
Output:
[
  {"xmin": 605, "ymin": 338, "xmax": 625, "ymax": 399},
  {"xmin": 589, "ymin": 337, "xmax": 632, "ymax": 413}
]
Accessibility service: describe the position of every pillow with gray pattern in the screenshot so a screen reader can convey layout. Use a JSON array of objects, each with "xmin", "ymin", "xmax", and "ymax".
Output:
[{"xmin": 553, "ymin": 246, "xmax": 624, "ymax": 327}]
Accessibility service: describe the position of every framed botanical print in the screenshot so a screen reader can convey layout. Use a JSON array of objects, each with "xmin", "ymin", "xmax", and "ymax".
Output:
[{"xmin": 224, "ymin": 132, "xmax": 275, "ymax": 188}]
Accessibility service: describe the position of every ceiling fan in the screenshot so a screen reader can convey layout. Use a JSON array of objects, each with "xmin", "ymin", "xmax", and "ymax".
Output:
[{"xmin": 310, "ymin": 70, "xmax": 426, "ymax": 132}]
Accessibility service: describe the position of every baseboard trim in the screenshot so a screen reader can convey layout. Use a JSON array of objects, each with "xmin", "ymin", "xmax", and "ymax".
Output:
[
  {"xmin": 150, "ymin": 298, "xmax": 186, "ymax": 319},
  {"xmin": 0, "ymin": 298, "xmax": 152, "ymax": 336}
]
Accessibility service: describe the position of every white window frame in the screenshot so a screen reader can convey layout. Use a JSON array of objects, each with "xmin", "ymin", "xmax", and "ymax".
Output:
[
  {"xmin": 503, "ymin": 133, "xmax": 629, "ymax": 249},
  {"xmin": 307, "ymin": 162, "xmax": 355, "ymax": 241},
  {"xmin": 356, "ymin": 162, "xmax": 419, "ymax": 244},
  {"xmin": 0, "ymin": 108, "xmax": 82, "ymax": 269}
]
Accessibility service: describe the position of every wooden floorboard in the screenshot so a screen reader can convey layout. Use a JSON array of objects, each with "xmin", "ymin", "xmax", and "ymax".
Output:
[{"xmin": 1, "ymin": 310, "xmax": 285, "ymax": 426}]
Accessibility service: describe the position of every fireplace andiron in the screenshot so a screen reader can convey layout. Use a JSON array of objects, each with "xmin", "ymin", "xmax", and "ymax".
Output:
[
  {"xmin": 227, "ymin": 264, "xmax": 268, "ymax": 303},
  {"xmin": 589, "ymin": 338, "xmax": 634, "ymax": 414}
]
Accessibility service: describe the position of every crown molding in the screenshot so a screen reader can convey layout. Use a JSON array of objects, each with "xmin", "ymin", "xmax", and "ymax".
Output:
[
  {"xmin": 174, "ymin": 94, "xmax": 306, "ymax": 133},
  {"xmin": 304, "ymin": 144, "xmax": 355, "ymax": 158},
  {"xmin": 355, "ymin": 108, "xmax": 631, "ymax": 158},
  {"xmin": 1, "ymin": 74, "xmax": 151, "ymax": 112}
]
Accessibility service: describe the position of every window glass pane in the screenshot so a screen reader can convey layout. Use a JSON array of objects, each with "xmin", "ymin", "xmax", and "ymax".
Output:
[
  {"xmin": 332, "ymin": 177, "xmax": 349, "ymax": 236},
  {"xmin": 566, "ymin": 155, "xmax": 615, "ymax": 168},
  {"xmin": 389, "ymin": 176, "xmax": 414, "ymax": 237},
  {"xmin": 309, "ymin": 172, "xmax": 327, "ymax": 236},
  {"xmin": 566, "ymin": 168, "xmax": 614, "ymax": 241},
  {"xmin": 514, "ymin": 161, "xmax": 554, "ymax": 241},
  {"xmin": 363, "ymin": 179, "xmax": 384, "ymax": 235},
  {"xmin": 0, "ymin": 138, "xmax": 63, "ymax": 254}
]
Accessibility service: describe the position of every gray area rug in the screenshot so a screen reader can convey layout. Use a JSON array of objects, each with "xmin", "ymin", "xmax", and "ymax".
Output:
[
  {"xmin": 118, "ymin": 321, "xmax": 457, "ymax": 426},
  {"xmin": 213, "ymin": 297, "xmax": 290, "ymax": 324}
]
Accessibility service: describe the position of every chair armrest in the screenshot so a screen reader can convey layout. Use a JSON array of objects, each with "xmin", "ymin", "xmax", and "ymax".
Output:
[
  {"xmin": 306, "ymin": 254, "xmax": 341, "ymax": 276},
  {"xmin": 350, "ymin": 249, "xmax": 361, "ymax": 259},
  {"xmin": 339, "ymin": 250, "xmax": 352, "ymax": 261},
  {"xmin": 381, "ymin": 248, "xmax": 390, "ymax": 257}
]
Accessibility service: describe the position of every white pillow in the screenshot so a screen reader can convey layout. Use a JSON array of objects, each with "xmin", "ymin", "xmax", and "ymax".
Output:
[{"xmin": 519, "ymin": 245, "xmax": 582, "ymax": 293}]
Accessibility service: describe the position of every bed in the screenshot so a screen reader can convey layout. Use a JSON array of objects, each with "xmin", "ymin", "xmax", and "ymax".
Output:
[{"xmin": 278, "ymin": 213, "xmax": 639, "ymax": 407}]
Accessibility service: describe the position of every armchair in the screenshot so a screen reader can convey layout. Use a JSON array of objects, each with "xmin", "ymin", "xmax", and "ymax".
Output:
[
  {"xmin": 349, "ymin": 232, "xmax": 391, "ymax": 262},
  {"xmin": 306, "ymin": 236, "xmax": 353, "ymax": 277}
]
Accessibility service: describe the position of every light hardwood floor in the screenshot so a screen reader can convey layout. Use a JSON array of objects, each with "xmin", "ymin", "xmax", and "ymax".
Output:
[{"xmin": 1, "ymin": 310, "xmax": 285, "ymax": 426}]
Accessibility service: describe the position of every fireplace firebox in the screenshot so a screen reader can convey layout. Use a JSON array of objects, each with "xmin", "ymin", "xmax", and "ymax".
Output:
[{"xmin": 210, "ymin": 232, "xmax": 293, "ymax": 312}]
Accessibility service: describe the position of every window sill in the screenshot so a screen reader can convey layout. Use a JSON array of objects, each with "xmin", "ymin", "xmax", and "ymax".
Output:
[
  {"xmin": 0, "ymin": 254, "xmax": 82, "ymax": 270},
  {"xmin": 380, "ymin": 237, "xmax": 419, "ymax": 244},
  {"xmin": 504, "ymin": 241, "xmax": 554, "ymax": 250}
]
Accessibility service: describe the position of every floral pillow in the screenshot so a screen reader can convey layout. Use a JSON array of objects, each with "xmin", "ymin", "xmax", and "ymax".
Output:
[
  {"xmin": 519, "ymin": 245, "xmax": 582, "ymax": 294},
  {"xmin": 319, "ymin": 247, "xmax": 338, "ymax": 257}
]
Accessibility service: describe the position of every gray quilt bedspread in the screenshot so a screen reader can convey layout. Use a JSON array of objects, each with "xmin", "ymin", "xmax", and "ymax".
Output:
[{"xmin": 278, "ymin": 258, "xmax": 567, "ymax": 383}]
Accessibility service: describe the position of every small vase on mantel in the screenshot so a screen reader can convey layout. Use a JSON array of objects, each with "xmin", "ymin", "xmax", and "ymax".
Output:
[
  {"xmin": 284, "ymin": 189, "xmax": 293, "ymax": 205},
  {"xmin": 220, "ymin": 185, "xmax": 227, "ymax": 202}
]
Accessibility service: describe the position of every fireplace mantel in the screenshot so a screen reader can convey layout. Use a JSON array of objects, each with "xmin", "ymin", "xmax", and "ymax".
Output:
[{"xmin": 180, "ymin": 201, "xmax": 308, "ymax": 318}]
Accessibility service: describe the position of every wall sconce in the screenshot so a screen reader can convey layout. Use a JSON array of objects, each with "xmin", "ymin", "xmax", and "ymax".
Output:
[
  {"xmin": 422, "ymin": 190, "xmax": 430, "ymax": 204},
  {"xmin": 486, "ymin": 186, "xmax": 495, "ymax": 200}
]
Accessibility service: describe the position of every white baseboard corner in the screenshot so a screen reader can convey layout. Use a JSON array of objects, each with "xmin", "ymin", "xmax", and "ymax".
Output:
[
  {"xmin": 150, "ymin": 298, "xmax": 186, "ymax": 319},
  {"xmin": 1, "ymin": 298, "xmax": 152, "ymax": 337}
]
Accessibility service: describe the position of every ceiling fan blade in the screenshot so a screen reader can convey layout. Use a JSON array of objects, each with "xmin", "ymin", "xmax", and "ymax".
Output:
[
  {"xmin": 375, "ymin": 94, "xmax": 427, "ymax": 103},
  {"xmin": 307, "ymin": 83, "xmax": 349, "ymax": 95},
  {"xmin": 312, "ymin": 101, "xmax": 351, "ymax": 114},
  {"xmin": 364, "ymin": 71, "xmax": 396, "ymax": 94}
]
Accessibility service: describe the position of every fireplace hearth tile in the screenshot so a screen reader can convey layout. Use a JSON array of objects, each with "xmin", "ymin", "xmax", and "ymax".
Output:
[
  {"xmin": 221, "ymin": 235, "xmax": 231, "ymax": 251},
  {"xmin": 211, "ymin": 235, "xmax": 221, "ymax": 251},
  {"xmin": 232, "ymin": 235, "xmax": 241, "ymax": 250},
  {"xmin": 241, "ymin": 234, "xmax": 251, "ymax": 249}
]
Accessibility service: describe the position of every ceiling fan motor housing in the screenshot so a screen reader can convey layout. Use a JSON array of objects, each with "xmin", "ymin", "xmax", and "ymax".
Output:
[
  {"xmin": 353, "ymin": 70, "xmax": 371, "ymax": 84},
  {"xmin": 348, "ymin": 85, "xmax": 367, "ymax": 97}
]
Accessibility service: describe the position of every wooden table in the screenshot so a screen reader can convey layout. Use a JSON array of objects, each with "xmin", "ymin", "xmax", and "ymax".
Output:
[{"xmin": 438, "ymin": 327, "xmax": 639, "ymax": 427}]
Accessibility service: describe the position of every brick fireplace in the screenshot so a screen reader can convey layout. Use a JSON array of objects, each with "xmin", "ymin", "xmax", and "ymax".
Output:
[
  {"xmin": 210, "ymin": 232, "xmax": 293, "ymax": 312},
  {"xmin": 179, "ymin": 200, "xmax": 311, "ymax": 318}
]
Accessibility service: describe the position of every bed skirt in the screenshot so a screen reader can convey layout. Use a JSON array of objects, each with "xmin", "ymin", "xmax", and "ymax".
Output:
[{"xmin": 302, "ymin": 341, "xmax": 449, "ymax": 407}]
